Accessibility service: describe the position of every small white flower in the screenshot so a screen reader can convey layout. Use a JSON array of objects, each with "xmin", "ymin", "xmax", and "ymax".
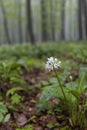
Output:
[{"xmin": 45, "ymin": 57, "xmax": 61, "ymax": 71}]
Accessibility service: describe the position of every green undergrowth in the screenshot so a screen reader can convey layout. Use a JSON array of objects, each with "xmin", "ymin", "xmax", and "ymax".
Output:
[
  {"xmin": 0, "ymin": 41, "xmax": 87, "ymax": 129},
  {"xmin": 0, "ymin": 42, "xmax": 86, "ymax": 71},
  {"xmin": 0, "ymin": 41, "xmax": 87, "ymax": 62}
]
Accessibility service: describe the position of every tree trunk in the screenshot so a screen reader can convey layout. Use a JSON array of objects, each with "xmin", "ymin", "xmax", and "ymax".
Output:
[
  {"xmin": 41, "ymin": 0, "xmax": 48, "ymax": 41},
  {"xmin": 0, "ymin": 0, "xmax": 12, "ymax": 44},
  {"xmin": 18, "ymin": 0, "xmax": 23, "ymax": 43},
  {"xmin": 82, "ymin": 0, "xmax": 87, "ymax": 39},
  {"xmin": 50, "ymin": 0, "xmax": 55, "ymax": 41},
  {"xmin": 26, "ymin": 0, "xmax": 35, "ymax": 44},
  {"xmin": 78, "ymin": 0, "xmax": 83, "ymax": 40},
  {"xmin": 61, "ymin": 0, "xmax": 65, "ymax": 40}
]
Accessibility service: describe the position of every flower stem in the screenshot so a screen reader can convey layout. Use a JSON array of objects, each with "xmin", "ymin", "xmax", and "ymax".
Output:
[{"xmin": 54, "ymin": 69, "xmax": 67, "ymax": 101}]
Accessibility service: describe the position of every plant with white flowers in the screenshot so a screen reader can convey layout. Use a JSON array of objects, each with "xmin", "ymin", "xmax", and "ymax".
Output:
[
  {"xmin": 38, "ymin": 57, "xmax": 87, "ymax": 129},
  {"xmin": 45, "ymin": 57, "xmax": 61, "ymax": 71},
  {"xmin": 45, "ymin": 57, "xmax": 67, "ymax": 101}
]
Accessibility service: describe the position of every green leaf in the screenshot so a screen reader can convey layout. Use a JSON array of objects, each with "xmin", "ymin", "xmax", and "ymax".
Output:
[
  {"xmin": 78, "ymin": 73, "xmax": 85, "ymax": 92},
  {"xmin": 40, "ymin": 85, "xmax": 64, "ymax": 101},
  {"xmin": 79, "ymin": 67, "xmax": 87, "ymax": 75},
  {"xmin": 69, "ymin": 90, "xmax": 80, "ymax": 99},
  {"xmin": 38, "ymin": 85, "xmax": 67, "ymax": 111},
  {"xmin": 0, "ymin": 102, "xmax": 8, "ymax": 114},
  {"xmin": 66, "ymin": 82, "xmax": 77, "ymax": 90},
  {"xmin": 60, "ymin": 125, "xmax": 71, "ymax": 130},
  {"xmin": 4, "ymin": 113, "xmax": 10, "ymax": 122},
  {"xmin": 0, "ymin": 113, "xmax": 4, "ymax": 122},
  {"xmin": 49, "ymin": 77, "xmax": 58, "ymax": 84},
  {"xmin": 46, "ymin": 123, "xmax": 54, "ymax": 129},
  {"xmin": 16, "ymin": 125, "xmax": 33, "ymax": 130},
  {"xmin": 41, "ymin": 81, "xmax": 49, "ymax": 86},
  {"xmin": 28, "ymin": 116, "xmax": 36, "ymax": 122},
  {"xmin": 6, "ymin": 87, "xmax": 24, "ymax": 97},
  {"xmin": 11, "ymin": 94, "xmax": 21, "ymax": 105}
]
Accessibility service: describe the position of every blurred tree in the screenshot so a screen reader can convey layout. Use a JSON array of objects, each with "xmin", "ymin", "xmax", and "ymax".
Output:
[
  {"xmin": 0, "ymin": 0, "xmax": 12, "ymax": 44},
  {"xmin": 61, "ymin": 0, "xmax": 65, "ymax": 40},
  {"xmin": 0, "ymin": 0, "xmax": 87, "ymax": 43},
  {"xmin": 26, "ymin": 0, "xmax": 35, "ymax": 44},
  {"xmin": 50, "ymin": 0, "xmax": 55, "ymax": 41},
  {"xmin": 41, "ymin": 0, "xmax": 48, "ymax": 41},
  {"xmin": 18, "ymin": 0, "xmax": 23, "ymax": 43},
  {"xmin": 78, "ymin": 0, "xmax": 83, "ymax": 40},
  {"xmin": 82, "ymin": 0, "xmax": 87, "ymax": 39}
]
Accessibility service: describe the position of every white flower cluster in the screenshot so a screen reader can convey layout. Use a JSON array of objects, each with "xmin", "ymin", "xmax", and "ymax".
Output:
[{"xmin": 45, "ymin": 57, "xmax": 61, "ymax": 71}]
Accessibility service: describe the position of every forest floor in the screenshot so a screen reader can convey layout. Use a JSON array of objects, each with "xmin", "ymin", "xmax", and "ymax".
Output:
[
  {"xmin": 0, "ymin": 42, "xmax": 87, "ymax": 130},
  {"xmin": 0, "ymin": 68, "xmax": 80, "ymax": 130}
]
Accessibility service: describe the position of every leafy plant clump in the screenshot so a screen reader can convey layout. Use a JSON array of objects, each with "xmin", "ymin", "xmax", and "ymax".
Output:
[
  {"xmin": 0, "ymin": 42, "xmax": 87, "ymax": 64},
  {"xmin": 0, "ymin": 102, "xmax": 10, "ymax": 123},
  {"xmin": 38, "ymin": 57, "xmax": 87, "ymax": 129},
  {"xmin": 0, "ymin": 42, "xmax": 87, "ymax": 129}
]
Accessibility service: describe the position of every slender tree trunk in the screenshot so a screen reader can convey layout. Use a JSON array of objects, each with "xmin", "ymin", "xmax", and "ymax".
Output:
[
  {"xmin": 50, "ymin": 0, "xmax": 55, "ymax": 41},
  {"xmin": 41, "ymin": 0, "xmax": 48, "ymax": 41},
  {"xmin": 61, "ymin": 0, "xmax": 65, "ymax": 40},
  {"xmin": 0, "ymin": 0, "xmax": 12, "ymax": 44},
  {"xmin": 26, "ymin": 0, "xmax": 35, "ymax": 44},
  {"xmin": 82, "ymin": 0, "xmax": 87, "ymax": 39},
  {"xmin": 78, "ymin": 0, "xmax": 83, "ymax": 40},
  {"xmin": 25, "ymin": 26, "xmax": 29, "ymax": 43},
  {"xmin": 18, "ymin": 0, "xmax": 23, "ymax": 43}
]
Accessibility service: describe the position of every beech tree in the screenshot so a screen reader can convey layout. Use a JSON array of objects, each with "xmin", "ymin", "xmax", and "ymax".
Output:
[
  {"xmin": 50, "ymin": 0, "xmax": 55, "ymax": 41},
  {"xmin": 18, "ymin": 0, "xmax": 23, "ymax": 43},
  {"xmin": 41, "ymin": 0, "xmax": 48, "ymax": 41},
  {"xmin": 61, "ymin": 0, "xmax": 65, "ymax": 40},
  {"xmin": 26, "ymin": 0, "xmax": 35, "ymax": 44},
  {"xmin": 82, "ymin": 0, "xmax": 87, "ymax": 39},
  {"xmin": 78, "ymin": 0, "xmax": 83, "ymax": 40},
  {"xmin": 0, "ymin": 0, "xmax": 12, "ymax": 44}
]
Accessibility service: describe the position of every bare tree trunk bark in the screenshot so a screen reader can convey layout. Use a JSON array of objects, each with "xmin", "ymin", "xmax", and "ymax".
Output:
[
  {"xmin": 61, "ymin": 0, "xmax": 65, "ymax": 40},
  {"xmin": 78, "ymin": 0, "xmax": 83, "ymax": 40},
  {"xmin": 50, "ymin": 0, "xmax": 55, "ymax": 41},
  {"xmin": 82, "ymin": 0, "xmax": 87, "ymax": 39},
  {"xmin": 41, "ymin": 0, "xmax": 48, "ymax": 41},
  {"xmin": 18, "ymin": 0, "xmax": 23, "ymax": 43},
  {"xmin": 26, "ymin": 0, "xmax": 35, "ymax": 44},
  {"xmin": 25, "ymin": 26, "xmax": 29, "ymax": 43},
  {"xmin": 0, "ymin": 0, "xmax": 12, "ymax": 44}
]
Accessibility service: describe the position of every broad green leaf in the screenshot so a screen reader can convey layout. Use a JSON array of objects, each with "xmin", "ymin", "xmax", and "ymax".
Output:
[
  {"xmin": 66, "ymin": 82, "xmax": 77, "ymax": 90},
  {"xmin": 60, "ymin": 125, "xmax": 71, "ymax": 130},
  {"xmin": 49, "ymin": 77, "xmax": 58, "ymax": 84},
  {"xmin": 46, "ymin": 123, "xmax": 54, "ymax": 129},
  {"xmin": 16, "ymin": 125, "xmax": 33, "ymax": 130},
  {"xmin": 69, "ymin": 90, "xmax": 80, "ymax": 100},
  {"xmin": 0, "ymin": 103, "xmax": 8, "ymax": 114},
  {"xmin": 78, "ymin": 73, "xmax": 85, "ymax": 92},
  {"xmin": 6, "ymin": 87, "xmax": 24, "ymax": 97},
  {"xmin": 11, "ymin": 94, "xmax": 21, "ymax": 105},
  {"xmin": 4, "ymin": 114, "xmax": 10, "ymax": 122},
  {"xmin": 28, "ymin": 116, "xmax": 36, "ymax": 122},
  {"xmin": 0, "ymin": 113, "xmax": 4, "ymax": 122}
]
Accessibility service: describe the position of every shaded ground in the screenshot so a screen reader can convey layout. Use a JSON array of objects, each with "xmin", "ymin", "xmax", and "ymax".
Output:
[{"xmin": 0, "ymin": 68, "xmax": 80, "ymax": 130}]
